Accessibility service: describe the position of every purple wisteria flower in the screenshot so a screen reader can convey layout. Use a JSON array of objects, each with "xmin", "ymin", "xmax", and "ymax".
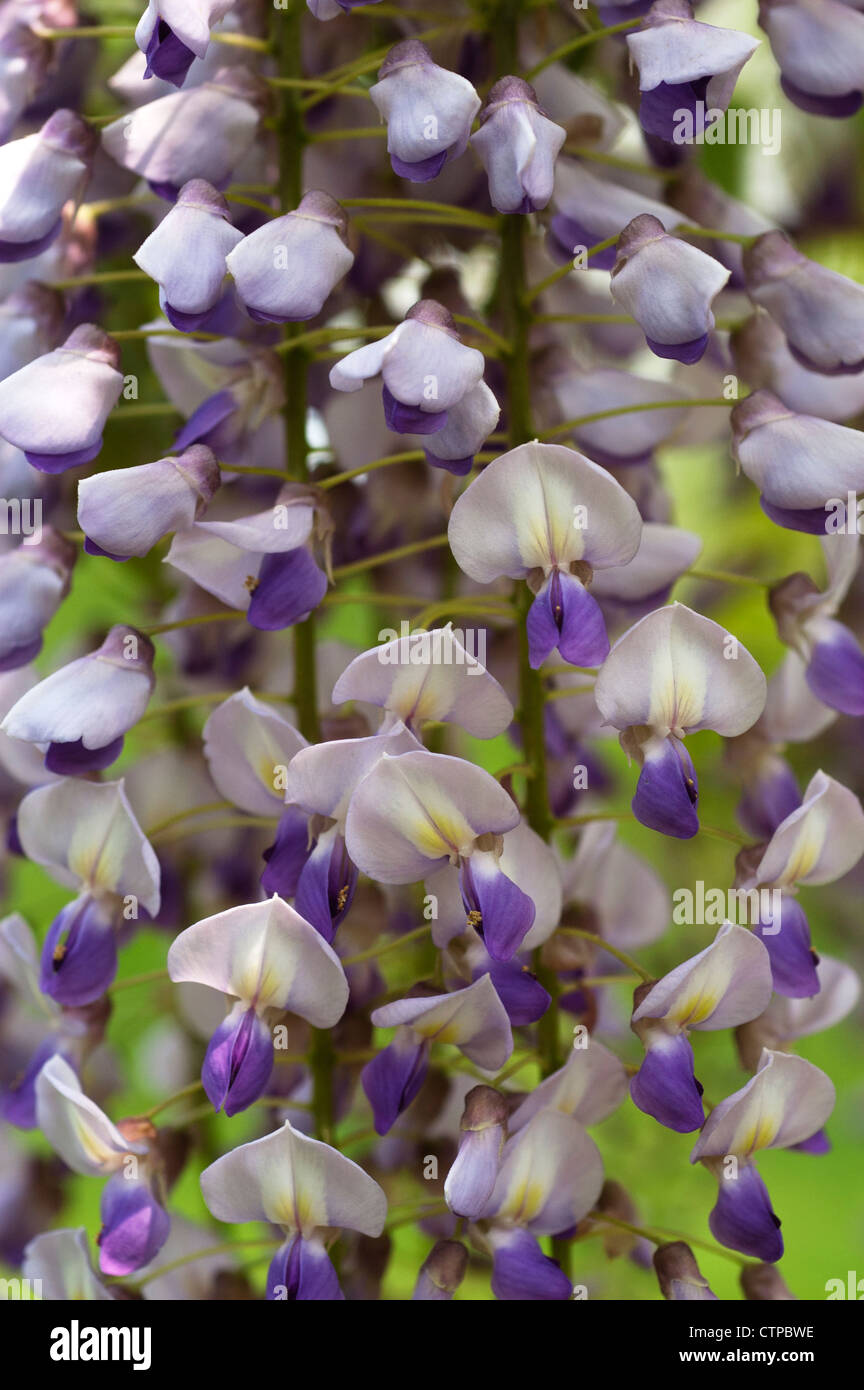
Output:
[
  {"xmin": 758, "ymin": 0, "xmax": 864, "ymax": 117},
  {"xmin": 200, "ymin": 1120, "xmax": 387, "ymax": 1300},
  {"xmin": 0, "ymin": 324, "xmax": 123, "ymax": 471},
  {"xmin": 626, "ymin": 0, "xmax": 759, "ymax": 143},
  {"xmin": 471, "ymin": 77, "xmax": 566, "ymax": 214},
  {"xmin": 743, "ymin": 231, "xmax": 864, "ymax": 375},
  {"xmin": 133, "ymin": 180, "xmax": 243, "ymax": 331},
  {"xmin": 0, "ymin": 528, "xmax": 76, "ymax": 670},
  {"xmin": 78, "ymin": 444, "xmax": 221, "ymax": 560},
  {"xmin": 690, "ymin": 1049, "xmax": 835, "ymax": 1260},
  {"xmin": 0, "ymin": 110, "xmax": 96, "ymax": 262},
  {"xmin": 448, "ymin": 441, "xmax": 642, "ymax": 669},
  {"xmin": 594, "ymin": 603, "xmax": 767, "ymax": 837},
  {"xmin": 136, "ymin": 0, "xmax": 237, "ymax": 88},
  {"xmin": 769, "ymin": 535, "xmax": 864, "ymax": 716},
  {"xmin": 610, "ymin": 215, "xmax": 731, "ymax": 364},
  {"xmin": 2, "ymin": 624, "xmax": 155, "ymax": 773},
  {"xmin": 226, "ymin": 191, "xmax": 354, "ymax": 324},
  {"xmin": 167, "ymin": 896, "xmax": 349, "ymax": 1114},
  {"xmin": 369, "ymin": 41, "xmax": 480, "ymax": 183}
]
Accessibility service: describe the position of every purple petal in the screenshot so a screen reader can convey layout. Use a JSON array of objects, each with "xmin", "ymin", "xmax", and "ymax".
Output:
[
  {"xmin": 645, "ymin": 333, "xmax": 710, "ymax": 365},
  {"xmin": 632, "ymin": 737, "xmax": 699, "ymax": 839},
  {"xmin": 247, "ymin": 547, "xmax": 328, "ymax": 631},
  {"xmin": 423, "ymin": 449, "xmax": 474, "ymax": 476},
  {"xmin": 390, "ymin": 150, "xmax": 449, "ymax": 182},
  {"xmin": 83, "ymin": 537, "xmax": 130, "ymax": 562},
  {"xmin": 484, "ymin": 961, "xmax": 551, "ymax": 1025},
  {"xmin": 639, "ymin": 78, "xmax": 710, "ymax": 144},
  {"xmin": 526, "ymin": 570, "xmax": 610, "ymax": 670},
  {"xmin": 173, "ymin": 389, "xmax": 236, "ymax": 452},
  {"xmin": 294, "ymin": 830, "xmax": 358, "ymax": 943},
  {"xmin": 361, "ymin": 1031, "xmax": 429, "ymax": 1136},
  {"xmin": 491, "ymin": 1228, "xmax": 572, "ymax": 1301},
  {"xmin": 446, "ymin": 1127, "xmax": 503, "ymax": 1219},
  {"xmin": 549, "ymin": 214, "xmax": 618, "ymax": 270},
  {"xmin": 98, "ymin": 1172, "xmax": 170, "ymax": 1276},
  {"xmin": 202, "ymin": 1006, "xmax": 274, "ymax": 1116},
  {"xmin": 382, "ymin": 384, "xmax": 448, "ymax": 435},
  {"xmin": 806, "ymin": 622, "xmax": 864, "ymax": 716},
  {"xmin": 780, "ymin": 77, "xmax": 863, "ymax": 119},
  {"xmin": 2, "ymin": 1038, "xmax": 67, "ymax": 1130},
  {"xmin": 0, "ymin": 635, "xmax": 43, "ymax": 672},
  {"xmin": 144, "ymin": 21, "xmax": 196, "ymax": 89},
  {"xmin": 791, "ymin": 1127, "xmax": 831, "ymax": 1155},
  {"xmin": 0, "ymin": 219, "xmax": 63, "ymax": 264},
  {"xmin": 44, "ymin": 734, "xmax": 125, "ymax": 776},
  {"xmin": 25, "ymin": 439, "xmax": 104, "ymax": 473},
  {"xmin": 266, "ymin": 1236, "xmax": 344, "ymax": 1301},
  {"xmin": 757, "ymin": 896, "xmax": 820, "ymax": 998},
  {"xmin": 39, "ymin": 896, "xmax": 117, "ymax": 1007},
  {"xmin": 459, "ymin": 855, "xmax": 535, "ymax": 962},
  {"xmin": 760, "ymin": 496, "xmax": 838, "ymax": 534},
  {"xmin": 738, "ymin": 763, "xmax": 802, "ymax": 840},
  {"xmin": 709, "ymin": 1163, "xmax": 783, "ymax": 1263},
  {"xmin": 631, "ymin": 1031, "xmax": 705, "ymax": 1132},
  {"xmin": 261, "ymin": 807, "xmax": 312, "ymax": 899}
]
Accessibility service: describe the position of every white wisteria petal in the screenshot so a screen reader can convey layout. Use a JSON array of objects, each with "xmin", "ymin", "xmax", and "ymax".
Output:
[
  {"xmin": 447, "ymin": 441, "xmax": 642, "ymax": 582},
  {"xmin": 331, "ymin": 624, "xmax": 514, "ymax": 737},
  {"xmin": 282, "ymin": 724, "xmax": 419, "ymax": 827},
  {"xmin": 345, "ymin": 749, "xmax": 521, "ymax": 882},
  {"xmin": 77, "ymin": 448, "xmax": 219, "ymax": 559},
  {"xmin": 203, "ymin": 688, "xmax": 307, "ymax": 815},
  {"xmin": 1, "ymin": 636, "xmax": 154, "ymax": 750},
  {"xmin": 167, "ymin": 895, "xmax": 348, "ymax": 1025},
  {"xmin": 370, "ymin": 974, "xmax": 513, "ymax": 1070},
  {"xmin": 23, "ymin": 1228, "xmax": 113, "ymax": 1301},
  {"xmin": 17, "ymin": 778, "xmax": 161, "ymax": 912},
  {"xmin": 591, "ymin": 524, "xmax": 702, "ymax": 603},
  {"xmin": 35, "ymin": 1055, "xmax": 144, "ymax": 1177},
  {"xmin": 690, "ymin": 1049, "xmax": 836, "ymax": 1161},
  {"xmin": 632, "ymin": 922, "xmax": 773, "ymax": 1031},
  {"xmin": 483, "ymin": 1108, "xmax": 604, "ymax": 1235},
  {"xmin": 508, "ymin": 1037, "xmax": 629, "ymax": 1132},
  {"xmin": 200, "ymin": 1119, "xmax": 387, "ymax": 1235},
  {"xmin": 594, "ymin": 603, "xmax": 767, "ymax": 737},
  {"xmin": 563, "ymin": 821, "xmax": 671, "ymax": 949},
  {"xmin": 746, "ymin": 771, "xmax": 864, "ymax": 888}
]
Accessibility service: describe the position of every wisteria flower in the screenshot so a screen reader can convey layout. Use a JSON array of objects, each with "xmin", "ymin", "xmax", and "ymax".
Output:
[
  {"xmin": 369, "ymin": 41, "xmax": 480, "ymax": 182},
  {"xmin": 471, "ymin": 77, "xmax": 566, "ymax": 215}
]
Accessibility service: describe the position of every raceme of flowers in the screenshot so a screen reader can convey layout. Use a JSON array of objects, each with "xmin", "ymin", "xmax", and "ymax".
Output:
[{"xmin": 0, "ymin": 0, "xmax": 862, "ymax": 1305}]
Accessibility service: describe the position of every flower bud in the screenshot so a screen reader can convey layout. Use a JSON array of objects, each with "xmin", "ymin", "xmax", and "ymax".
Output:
[{"xmin": 471, "ymin": 77, "xmax": 566, "ymax": 214}]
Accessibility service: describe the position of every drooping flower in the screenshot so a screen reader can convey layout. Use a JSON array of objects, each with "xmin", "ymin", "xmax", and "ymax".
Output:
[
  {"xmin": 226, "ymin": 191, "xmax": 354, "ymax": 324},
  {"xmin": 594, "ymin": 602, "xmax": 767, "ymax": 838},
  {"xmin": 331, "ymin": 623, "xmax": 513, "ymax": 737},
  {"xmin": 0, "ymin": 324, "xmax": 123, "ymax": 472},
  {"xmin": 362, "ymin": 974, "xmax": 512, "ymax": 1134},
  {"xmin": 0, "ymin": 528, "xmax": 76, "ymax": 670},
  {"xmin": 36, "ymin": 1055, "xmax": 171, "ymax": 1276},
  {"xmin": 0, "ymin": 23, "xmax": 51, "ymax": 144},
  {"xmin": 165, "ymin": 487, "xmax": 328, "ymax": 630},
  {"xmin": 610, "ymin": 215, "xmax": 731, "ymax": 364},
  {"xmin": 0, "ymin": 110, "xmax": 96, "ymax": 262},
  {"xmin": 653, "ymin": 1241, "xmax": 717, "ymax": 1300},
  {"xmin": 279, "ymin": 724, "xmax": 419, "ymax": 939},
  {"xmin": 329, "ymin": 299, "xmax": 486, "ymax": 443},
  {"xmin": 101, "ymin": 67, "xmax": 264, "ymax": 199},
  {"xmin": 731, "ymin": 310, "xmax": 864, "ymax": 423},
  {"xmin": 690, "ymin": 1049, "xmax": 835, "ymax": 1260},
  {"xmin": 769, "ymin": 535, "xmax": 864, "ymax": 716},
  {"xmin": 743, "ymin": 231, "xmax": 864, "ymax": 375},
  {"xmin": 167, "ymin": 895, "xmax": 349, "ymax": 1115},
  {"xmin": 136, "ymin": 0, "xmax": 237, "ymax": 89},
  {"xmin": 0, "ymin": 281, "xmax": 64, "ymax": 382},
  {"xmin": 200, "ymin": 1119, "xmax": 387, "ymax": 1300},
  {"xmin": 734, "ymin": 770, "xmax": 864, "ymax": 997},
  {"xmin": 549, "ymin": 161, "xmax": 679, "ymax": 269},
  {"xmin": 22, "ymin": 1228, "xmax": 113, "ymax": 1301},
  {"xmin": 479, "ymin": 1109, "xmax": 603, "ymax": 1300},
  {"xmin": 2, "ymin": 624, "xmax": 155, "ymax": 774},
  {"xmin": 16, "ymin": 777, "xmax": 161, "ymax": 1004},
  {"xmin": 448, "ymin": 441, "xmax": 642, "ymax": 669},
  {"xmin": 345, "ymin": 747, "xmax": 537, "ymax": 961},
  {"xmin": 758, "ymin": 0, "xmax": 864, "ymax": 118},
  {"xmin": 78, "ymin": 444, "xmax": 220, "ymax": 560},
  {"xmin": 369, "ymin": 41, "xmax": 480, "ymax": 182},
  {"xmin": 629, "ymin": 922, "xmax": 773, "ymax": 1132},
  {"xmin": 133, "ymin": 180, "xmax": 243, "ymax": 331},
  {"xmin": 626, "ymin": 0, "xmax": 759, "ymax": 143},
  {"xmin": 470, "ymin": 77, "xmax": 566, "ymax": 214},
  {"xmin": 507, "ymin": 1034, "xmax": 629, "ymax": 1132},
  {"xmin": 444, "ymin": 1084, "xmax": 508, "ymax": 1219},
  {"xmin": 412, "ymin": 1239, "xmax": 469, "ymax": 1301}
]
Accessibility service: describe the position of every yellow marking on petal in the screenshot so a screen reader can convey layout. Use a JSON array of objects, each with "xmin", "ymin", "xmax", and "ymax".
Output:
[
  {"xmin": 781, "ymin": 826, "xmax": 823, "ymax": 884},
  {"xmin": 71, "ymin": 1113, "xmax": 118, "ymax": 1168},
  {"xmin": 667, "ymin": 982, "xmax": 723, "ymax": 1028},
  {"xmin": 508, "ymin": 1176, "xmax": 546, "ymax": 1224},
  {"xmin": 739, "ymin": 1112, "xmax": 780, "ymax": 1155}
]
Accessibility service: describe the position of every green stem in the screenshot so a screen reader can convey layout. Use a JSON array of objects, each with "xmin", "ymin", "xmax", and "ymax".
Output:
[
  {"xmin": 341, "ymin": 923, "xmax": 433, "ymax": 967},
  {"xmin": 333, "ymin": 534, "xmax": 450, "ymax": 579},
  {"xmin": 525, "ymin": 18, "xmax": 643, "ymax": 78},
  {"xmin": 109, "ymin": 967, "xmax": 170, "ymax": 995},
  {"xmin": 558, "ymin": 928, "xmax": 653, "ymax": 983},
  {"xmin": 538, "ymin": 397, "xmax": 731, "ymax": 442}
]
